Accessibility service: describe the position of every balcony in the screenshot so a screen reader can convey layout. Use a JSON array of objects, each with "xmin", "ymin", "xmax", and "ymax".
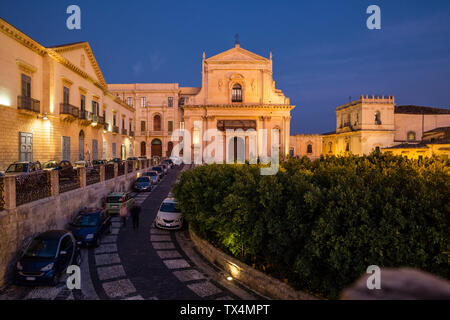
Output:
[
  {"xmin": 112, "ymin": 126, "xmax": 119, "ymax": 134},
  {"xmin": 121, "ymin": 128, "xmax": 128, "ymax": 136},
  {"xmin": 79, "ymin": 110, "xmax": 92, "ymax": 121},
  {"xmin": 60, "ymin": 103, "xmax": 79, "ymax": 117},
  {"xmin": 90, "ymin": 114, "xmax": 105, "ymax": 126},
  {"xmin": 129, "ymin": 131, "xmax": 135, "ymax": 137},
  {"xmin": 104, "ymin": 123, "xmax": 109, "ymax": 131},
  {"xmin": 148, "ymin": 130, "xmax": 164, "ymax": 136},
  {"xmin": 17, "ymin": 96, "xmax": 40, "ymax": 113}
]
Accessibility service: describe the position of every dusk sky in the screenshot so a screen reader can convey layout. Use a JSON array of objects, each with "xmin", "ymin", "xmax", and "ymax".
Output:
[{"xmin": 1, "ymin": 0, "xmax": 449, "ymax": 134}]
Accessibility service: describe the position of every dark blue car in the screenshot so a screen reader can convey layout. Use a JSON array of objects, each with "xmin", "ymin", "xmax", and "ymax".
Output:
[
  {"xmin": 15, "ymin": 230, "xmax": 81, "ymax": 286},
  {"xmin": 68, "ymin": 209, "xmax": 111, "ymax": 247},
  {"xmin": 133, "ymin": 176, "xmax": 152, "ymax": 192}
]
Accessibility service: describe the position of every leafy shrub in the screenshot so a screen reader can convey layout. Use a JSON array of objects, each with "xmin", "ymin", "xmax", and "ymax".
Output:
[{"xmin": 173, "ymin": 154, "xmax": 450, "ymax": 299}]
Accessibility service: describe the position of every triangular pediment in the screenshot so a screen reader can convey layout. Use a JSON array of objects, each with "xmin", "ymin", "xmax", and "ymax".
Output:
[
  {"xmin": 48, "ymin": 42, "xmax": 107, "ymax": 87},
  {"xmin": 207, "ymin": 46, "xmax": 269, "ymax": 63}
]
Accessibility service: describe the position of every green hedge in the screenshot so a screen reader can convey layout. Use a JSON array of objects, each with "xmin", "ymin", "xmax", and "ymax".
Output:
[{"xmin": 173, "ymin": 154, "xmax": 450, "ymax": 299}]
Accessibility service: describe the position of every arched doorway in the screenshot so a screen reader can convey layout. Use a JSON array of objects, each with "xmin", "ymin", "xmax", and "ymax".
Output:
[
  {"xmin": 228, "ymin": 137, "xmax": 245, "ymax": 162},
  {"xmin": 78, "ymin": 130, "xmax": 85, "ymax": 160},
  {"xmin": 167, "ymin": 141, "xmax": 174, "ymax": 157},
  {"xmin": 140, "ymin": 141, "xmax": 147, "ymax": 156},
  {"xmin": 151, "ymin": 139, "xmax": 162, "ymax": 157}
]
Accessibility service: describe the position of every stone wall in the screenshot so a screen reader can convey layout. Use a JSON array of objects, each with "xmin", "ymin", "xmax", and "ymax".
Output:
[
  {"xmin": 0, "ymin": 167, "xmax": 146, "ymax": 289},
  {"xmin": 189, "ymin": 227, "xmax": 318, "ymax": 300}
]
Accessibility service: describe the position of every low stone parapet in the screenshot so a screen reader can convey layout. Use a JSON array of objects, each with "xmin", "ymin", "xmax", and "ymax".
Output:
[{"xmin": 189, "ymin": 227, "xmax": 318, "ymax": 300}]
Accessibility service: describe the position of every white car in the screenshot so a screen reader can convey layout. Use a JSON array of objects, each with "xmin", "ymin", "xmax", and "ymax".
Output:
[{"xmin": 155, "ymin": 198, "xmax": 182, "ymax": 230}]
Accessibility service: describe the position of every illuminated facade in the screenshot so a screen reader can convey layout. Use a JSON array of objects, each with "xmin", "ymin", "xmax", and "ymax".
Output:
[
  {"xmin": 0, "ymin": 18, "xmax": 135, "ymax": 170},
  {"xmin": 322, "ymin": 96, "xmax": 450, "ymax": 158},
  {"xmin": 109, "ymin": 43, "xmax": 294, "ymax": 162}
]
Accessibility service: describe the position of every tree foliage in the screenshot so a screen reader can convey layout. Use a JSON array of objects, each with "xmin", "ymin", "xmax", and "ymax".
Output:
[{"xmin": 173, "ymin": 154, "xmax": 450, "ymax": 299}]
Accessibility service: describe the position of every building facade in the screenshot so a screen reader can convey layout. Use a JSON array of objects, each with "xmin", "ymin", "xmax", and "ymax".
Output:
[
  {"xmin": 2, "ymin": 16, "xmax": 449, "ymax": 169},
  {"xmin": 322, "ymin": 95, "xmax": 450, "ymax": 158},
  {"xmin": 109, "ymin": 43, "xmax": 294, "ymax": 163},
  {"xmin": 0, "ymin": 18, "xmax": 135, "ymax": 170}
]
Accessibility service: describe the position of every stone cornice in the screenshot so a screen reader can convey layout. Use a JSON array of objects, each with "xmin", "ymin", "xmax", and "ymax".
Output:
[
  {"xmin": 183, "ymin": 104, "xmax": 294, "ymax": 111},
  {"xmin": 0, "ymin": 19, "xmax": 47, "ymax": 56}
]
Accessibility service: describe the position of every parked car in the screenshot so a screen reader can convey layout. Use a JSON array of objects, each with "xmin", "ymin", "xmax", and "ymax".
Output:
[
  {"xmin": 152, "ymin": 166, "xmax": 164, "ymax": 177},
  {"xmin": 92, "ymin": 159, "xmax": 108, "ymax": 166},
  {"xmin": 4, "ymin": 161, "xmax": 42, "ymax": 176},
  {"xmin": 137, "ymin": 156, "xmax": 147, "ymax": 161},
  {"xmin": 68, "ymin": 209, "xmax": 111, "ymax": 247},
  {"xmin": 108, "ymin": 158, "xmax": 122, "ymax": 164},
  {"xmin": 73, "ymin": 160, "xmax": 96, "ymax": 174},
  {"xmin": 163, "ymin": 159, "xmax": 174, "ymax": 169},
  {"xmin": 105, "ymin": 192, "xmax": 136, "ymax": 216},
  {"xmin": 15, "ymin": 230, "xmax": 81, "ymax": 286},
  {"xmin": 43, "ymin": 160, "xmax": 74, "ymax": 180},
  {"xmin": 142, "ymin": 170, "xmax": 160, "ymax": 184},
  {"xmin": 155, "ymin": 198, "xmax": 183, "ymax": 230},
  {"xmin": 160, "ymin": 164, "xmax": 168, "ymax": 174},
  {"xmin": 133, "ymin": 176, "xmax": 152, "ymax": 192},
  {"xmin": 127, "ymin": 157, "xmax": 138, "ymax": 161}
]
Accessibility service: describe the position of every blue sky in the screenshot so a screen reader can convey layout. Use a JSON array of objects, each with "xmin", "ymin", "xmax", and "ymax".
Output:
[{"xmin": 1, "ymin": 0, "xmax": 449, "ymax": 133}]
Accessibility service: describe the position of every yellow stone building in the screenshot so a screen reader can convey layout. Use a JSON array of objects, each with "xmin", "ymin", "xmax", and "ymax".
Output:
[
  {"xmin": 322, "ymin": 96, "xmax": 450, "ymax": 158},
  {"xmin": 0, "ymin": 18, "xmax": 135, "ymax": 170}
]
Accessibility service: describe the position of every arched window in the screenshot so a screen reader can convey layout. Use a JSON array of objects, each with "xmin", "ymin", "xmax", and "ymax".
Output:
[
  {"xmin": 153, "ymin": 115, "xmax": 161, "ymax": 131},
  {"xmin": 232, "ymin": 84, "xmax": 242, "ymax": 102},
  {"xmin": 307, "ymin": 144, "xmax": 313, "ymax": 154},
  {"xmin": 407, "ymin": 131, "xmax": 416, "ymax": 142},
  {"xmin": 375, "ymin": 111, "xmax": 382, "ymax": 125},
  {"xmin": 328, "ymin": 142, "xmax": 333, "ymax": 153}
]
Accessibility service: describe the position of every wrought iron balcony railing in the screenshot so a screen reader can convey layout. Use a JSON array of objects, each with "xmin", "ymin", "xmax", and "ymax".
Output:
[
  {"xmin": 18, "ymin": 96, "xmax": 40, "ymax": 113},
  {"xmin": 60, "ymin": 103, "xmax": 79, "ymax": 117},
  {"xmin": 112, "ymin": 126, "xmax": 119, "ymax": 134},
  {"xmin": 121, "ymin": 128, "xmax": 128, "ymax": 136}
]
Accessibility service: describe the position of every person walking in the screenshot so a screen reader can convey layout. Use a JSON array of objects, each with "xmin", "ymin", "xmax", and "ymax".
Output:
[
  {"xmin": 130, "ymin": 202, "xmax": 141, "ymax": 230},
  {"xmin": 119, "ymin": 202, "xmax": 128, "ymax": 227}
]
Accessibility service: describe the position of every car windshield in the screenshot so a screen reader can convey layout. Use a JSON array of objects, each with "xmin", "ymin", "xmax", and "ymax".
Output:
[
  {"xmin": 148, "ymin": 172, "xmax": 157, "ymax": 176},
  {"xmin": 137, "ymin": 177, "xmax": 149, "ymax": 183},
  {"xmin": 160, "ymin": 202, "xmax": 180, "ymax": 213},
  {"xmin": 6, "ymin": 163, "xmax": 28, "ymax": 173},
  {"xmin": 43, "ymin": 162, "xmax": 57, "ymax": 169},
  {"xmin": 72, "ymin": 214, "xmax": 100, "ymax": 227},
  {"xmin": 107, "ymin": 196, "xmax": 123, "ymax": 203},
  {"xmin": 152, "ymin": 167, "xmax": 162, "ymax": 172},
  {"xmin": 24, "ymin": 238, "xmax": 59, "ymax": 259}
]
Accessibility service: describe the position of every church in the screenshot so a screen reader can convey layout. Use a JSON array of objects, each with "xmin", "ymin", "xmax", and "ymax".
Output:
[{"xmin": 109, "ymin": 40, "xmax": 294, "ymax": 163}]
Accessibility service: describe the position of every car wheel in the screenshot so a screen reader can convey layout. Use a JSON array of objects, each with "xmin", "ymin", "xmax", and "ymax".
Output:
[
  {"xmin": 94, "ymin": 237, "xmax": 100, "ymax": 248},
  {"xmin": 75, "ymin": 253, "xmax": 82, "ymax": 266},
  {"xmin": 51, "ymin": 272, "xmax": 60, "ymax": 286}
]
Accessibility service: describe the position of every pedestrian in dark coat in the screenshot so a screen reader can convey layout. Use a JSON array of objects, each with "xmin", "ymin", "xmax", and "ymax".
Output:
[{"xmin": 130, "ymin": 202, "xmax": 141, "ymax": 230}]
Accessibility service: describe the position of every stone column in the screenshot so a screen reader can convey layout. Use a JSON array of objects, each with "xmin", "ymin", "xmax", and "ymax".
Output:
[
  {"xmin": 99, "ymin": 165, "xmax": 105, "ymax": 182},
  {"xmin": 114, "ymin": 163, "xmax": 118, "ymax": 178},
  {"xmin": 2, "ymin": 176, "xmax": 16, "ymax": 210},
  {"xmin": 49, "ymin": 170, "xmax": 59, "ymax": 197},
  {"xmin": 78, "ymin": 167, "xmax": 87, "ymax": 188}
]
